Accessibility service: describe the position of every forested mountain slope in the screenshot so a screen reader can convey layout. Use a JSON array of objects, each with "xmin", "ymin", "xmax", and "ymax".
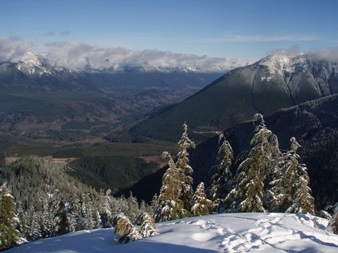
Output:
[
  {"xmin": 127, "ymin": 95, "xmax": 338, "ymax": 210},
  {"xmin": 130, "ymin": 53, "xmax": 338, "ymax": 142},
  {"xmin": 190, "ymin": 94, "xmax": 338, "ymax": 210}
]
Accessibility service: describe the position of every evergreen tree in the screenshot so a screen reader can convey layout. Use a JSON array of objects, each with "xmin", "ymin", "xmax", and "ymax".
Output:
[
  {"xmin": 99, "ymin": 189, "xmax": 113, "ymax": 228},
  {"xmin": 126, "ymin": 192, "xmax": 139, "ymax": 221},
  {"xmin": 208, "ymin": 134, "xmax": 233, "ymax": 212},
  {"xmin": 0, "ymin": 184, "xmax": 26, "ymax": 250},
  {"xmin": 136, "ymin": 212, "xmax": 159, "ymax": 238},
  {"xmin": 113, "ymin": 213, "xmax": 141, "ymax": 244},
  {"xmin": 155, "ymin": 123, "xmax": 196, "ymax": 222},
  {"xmin": 191, "ymin": 182, "xmax": 212, "ymax": 216},
  {"xmin": 224, "ymin": 114, "xmax": 274, "ymax": 213},
  {"xmin": 54, "ymin": 200, "xmax": 71, "ymax": 236},
  {"xmin": 262, "ymin": 133, "xmax": 284, "ymax": 211},
  {"xmin": 284, "ymin": 138, "xmax": 315, "ymax": 214},
  {"xmin": 176, "ymin": 122, "xmax": 196, "ymax": 212},
  {"xmin": 154, "ymin": 152, "xmax": 184, "ymax": 222}
]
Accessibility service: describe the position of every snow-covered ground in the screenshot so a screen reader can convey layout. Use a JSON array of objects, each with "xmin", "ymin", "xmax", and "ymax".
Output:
[{"xmin": 7, "ymin": 213, "xmax": 338, "ymax": 253}]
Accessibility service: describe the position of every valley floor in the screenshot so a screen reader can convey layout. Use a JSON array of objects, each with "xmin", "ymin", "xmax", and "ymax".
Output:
[{"xmin": 6, "ymin": 213, "xmax": 338, "ymax": 253}]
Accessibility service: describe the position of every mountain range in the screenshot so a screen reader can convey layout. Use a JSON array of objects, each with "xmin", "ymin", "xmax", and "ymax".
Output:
[
  {"xmin": 0, "ymin": 51, "xmax": 223, "ymax": 144},
  {"xmin": 1, "ymin": 50, "xmax": 338, "ymax": 211},
  {"xmin": 130, "ymin": 52, "xmax": 338, "ymax": 142}
]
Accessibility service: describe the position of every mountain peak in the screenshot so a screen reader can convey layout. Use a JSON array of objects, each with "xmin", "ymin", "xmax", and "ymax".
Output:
[
  {"xmin": 258, "ymin": 52, "xmax": 305, "ymax": 76},
  {"xmin": 16, "ymin": 51, "xmax": 52, "ymax": 76}
]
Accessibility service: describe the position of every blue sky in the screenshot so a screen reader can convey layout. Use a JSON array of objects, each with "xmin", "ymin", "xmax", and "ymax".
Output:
[{"xmin": 1, "ymin": 0, "xmax": 338, "ymax": 60}]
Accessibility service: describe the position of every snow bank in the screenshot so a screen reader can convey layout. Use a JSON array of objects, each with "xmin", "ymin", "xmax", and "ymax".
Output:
[{"xmin": 6, "ymin": 213, "xmax": 338, "ymax": 253}]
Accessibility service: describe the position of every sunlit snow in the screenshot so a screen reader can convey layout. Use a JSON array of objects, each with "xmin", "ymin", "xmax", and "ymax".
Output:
[{"xmin": 6, "ymin": 213, "xmax": 338, "ymax": 253}]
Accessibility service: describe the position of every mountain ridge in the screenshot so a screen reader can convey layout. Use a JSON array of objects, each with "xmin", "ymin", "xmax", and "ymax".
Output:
[
  {"xmin": 130, "ymin": 52, "xmax": 338, "ymax": 142},
  {"xmin": 124, "ymin": 94, "xmax": 338, "ymax": 210}
]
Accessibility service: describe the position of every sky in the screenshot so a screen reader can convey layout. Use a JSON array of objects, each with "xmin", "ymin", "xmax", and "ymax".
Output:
[{"xmin": 0, "ymin": 0, "xmax": 338, "ymax": 63}]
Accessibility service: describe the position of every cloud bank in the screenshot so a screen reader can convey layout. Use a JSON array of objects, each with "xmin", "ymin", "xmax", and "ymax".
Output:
[
  {"xmin": 308, "ymin": 47, "xmax": 338, "ymax": 62},
  {"xmin": 2, "ymin": 38, "xmax": 337, "ymax": 72},
  {"xmin": 0, "ymin": 37, "xmax": 38, "ymax": 62},
  {"xmin": 0, "ymin": 38, "xmax": 251, "ymax": 72}
]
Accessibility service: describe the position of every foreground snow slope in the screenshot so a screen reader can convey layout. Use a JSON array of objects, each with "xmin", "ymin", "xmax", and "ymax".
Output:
[{"xmin": 7, "ymin": 213, "xmax": 338, "ymax": 253}]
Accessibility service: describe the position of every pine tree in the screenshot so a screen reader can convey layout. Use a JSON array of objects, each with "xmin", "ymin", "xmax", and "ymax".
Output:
[
  {"xmin": 136, "ymin": 212, "xmax": 159, "ymax": 238},
  {"xmin": 54, "ymin": 200, "xmax": 71, "ymax": 236},
  {"xmin": 176, "ymin": 122, "xmax": 196, "ymax": 212},
  {"xmin": 224, "ymin": 114, "xmax": 274, "ymax": 213},
  {"xmin": 113, "ymin": 213, "xmax": 141, "ymax": 244},
  {"xmin": 284, "ymin": 138, "xmax": 315, "ymax": 214},
  {"xmin": 0, "ymin": 184, "xmax": 27, "ymax": 250},
  {"xmin": 155, "ymin": 123, "xmax": 196, "ymax": 222},
  {"xmin": 126, "ymin": 192, "xmax": 139, "ymax": 221},
  {"xmin": 154, "ymin": 152, "xmax": 184, "ymax": 222},
  {"xmin": 208, "ymin": 134, "xmax": 233, "ymax": 212},
  {"xmin": 191, "ymin": 182, "xmax": 212, "ymax": 216},
  {"xmin": 258, "ymin": 131, "xmax": 286, "ymax": 212},
  {"xmin": 99, "ymin": 189, "xmax": 113, "ymax": 228}
]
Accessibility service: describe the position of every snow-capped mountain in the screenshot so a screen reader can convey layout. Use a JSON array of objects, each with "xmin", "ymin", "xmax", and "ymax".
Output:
[
  {"xmin": 257, "ymin": 52, "xmax": 338, "ymax": 88},
  {"xmin": 2, "ymin": 48, "xmax": 248, "ymax": 76},
  {"xmin": 130, "ymin": 52, "xmax": 338, "ymax": 143},
  {"xmin": 15, "ymin": 51, "xmax": 52, "ymax": 76}
]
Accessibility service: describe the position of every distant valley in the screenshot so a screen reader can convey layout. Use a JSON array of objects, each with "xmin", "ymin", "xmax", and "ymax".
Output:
[{"xmin": 0, "ymin": 52, "xmax": 224, "ymax": 145}]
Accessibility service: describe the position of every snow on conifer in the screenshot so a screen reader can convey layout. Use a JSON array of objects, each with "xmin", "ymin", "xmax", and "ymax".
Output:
[
  {"xmin": 283, "ymin": 137, "xmax": 315, "ymax": 214},
  {"xmin": 136, "ymin": 212, "xmax": 159, "ymax": 238},
  {"xmin": 208, "ymin": 133, "xmax": 233, "ymax": 212},
  {"xmin": 176, "ymin": 122, "xmax": 196, "ymax": 212},
  {"xmin": 224, "ymin": 114, "xmax": 271, "ymax": 212},
  {"xmin": 0, "ymin": 184, "xmax": 27, "ymax": 250},
  {"xmin": 219, "ymin": 114, "xmax": 315, "ymax": 214},
  {"xmin": 154, "ymin": 152, "xmax": 184, "ymax": 222},
  {"xmin": 191, "ymin": 182, "xmax": 212, "ymax": 216},
  {"xmin": 155, "ymin": 123, "xmax": 196, "ymax": 222},
  {"xmin": 112, "ymin": 213, "xmax": 141, "ymax": 244}
]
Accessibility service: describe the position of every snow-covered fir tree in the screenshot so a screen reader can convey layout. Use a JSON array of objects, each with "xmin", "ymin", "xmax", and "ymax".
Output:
[
  {"xmin": 155, "ymin": 123, "xmax": 196, "ymax": 222},
  {"xmin": 113, "ymin": 213, "xmax": 141, "ymax": 244},
  {"xmin": 54, "ymin": 200, "xmax": 71, "ymax": 236},
  {"xmin": 225, "ymin": 114, "xmax": 272, "ymax": 212},
  {"xmin": 208, "ymin": 133, "xmax": 234, "ymax": 212},
  {"xmin": 99, "ymin": 189, "xmax": 113, "ymax": 228},
  {"xmin": 176, "ymin": 122, "xmax": 196, "ymax": 212},
  {"xmin": 224, "ymin": 114, "xmax": 279, "ymax": 213},
  {"xmin": 154, "ymin": 152, "xmax": 184, "ymax": 222},
  {"xmin": 284, "ymin": 137, "xmax": 315, "ymax": 214},
  {"xmin": 136, "ymin": 212, "xmax": 159, "ymax": 238},
  {"xmin": 191, "ymin": 182, "xmax": 212, "ymax": 216},
  {"xmin": 0, "ymin": 183, "xmax": 26, "ymax": 250}
]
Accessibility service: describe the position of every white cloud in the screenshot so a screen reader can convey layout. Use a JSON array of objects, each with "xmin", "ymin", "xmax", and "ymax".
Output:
[
  {"xmin": 43, "ymin": 41, "xmax": 251, "ymax": 71},
  {"xmin": 308, "ymin": 47, "xmax": 338, "ymax": 62},
  {"xmin": 0, "ymin": 37, "xmax": 37, "ymax": 62}
]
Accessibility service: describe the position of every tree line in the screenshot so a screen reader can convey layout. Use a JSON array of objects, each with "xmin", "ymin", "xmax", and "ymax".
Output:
[
  {"xmin": 1, "ymin": 113, "xmax": 337, "ymax": 250},
  {"xmin": 154, "ymin": 114, "xmax": 315, "ymax": 222}
]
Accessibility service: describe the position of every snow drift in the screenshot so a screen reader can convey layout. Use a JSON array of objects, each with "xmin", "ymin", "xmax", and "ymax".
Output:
[{"xmin": 6, "ymin": 213, "xmax": 338, "ymax": 253}]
